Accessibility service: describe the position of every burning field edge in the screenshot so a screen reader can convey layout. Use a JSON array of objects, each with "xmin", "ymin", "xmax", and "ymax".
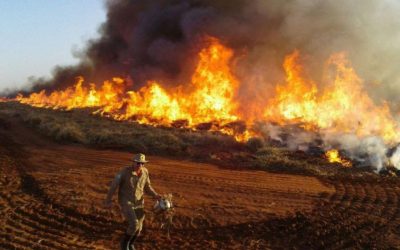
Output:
[{"xmin": 0, "ymin": 101, "xmax": 393, "ymax": 178}]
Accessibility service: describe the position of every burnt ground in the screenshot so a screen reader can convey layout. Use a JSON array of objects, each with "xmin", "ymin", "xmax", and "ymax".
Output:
[{"xmin": 1, "ymin": 115, "xmax": 400, "ymax": 249}]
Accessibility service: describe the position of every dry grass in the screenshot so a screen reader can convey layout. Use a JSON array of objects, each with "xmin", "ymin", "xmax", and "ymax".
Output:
[
  {"xmin": 0, "ymin": 102, "xmax": 342, "ymax": 176},
  {"xmin": 2, "ymin": 103, "xmax": 399, "ymax": 249}
]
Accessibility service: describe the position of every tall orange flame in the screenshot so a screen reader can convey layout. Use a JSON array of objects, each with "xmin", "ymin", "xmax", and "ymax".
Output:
[
  {"xmin": 12, "ymin": 37, "xmax": 400, "ymax": 149},
  {"xmin": 265, "ymin": 51, "xmax": 399, "ymax": 144},
  {"xmin": 15, "ymin": 37, "xmax": 247, "ymax": 139}
]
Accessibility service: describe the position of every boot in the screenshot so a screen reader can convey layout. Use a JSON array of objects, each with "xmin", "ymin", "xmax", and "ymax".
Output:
[
  {"xmin": 127, "ymin": 233, "xmax": 137, "ymax": 250},
  {"xmin": 120, "ymin": 234, "xmax": 136, "ymax": 250}
]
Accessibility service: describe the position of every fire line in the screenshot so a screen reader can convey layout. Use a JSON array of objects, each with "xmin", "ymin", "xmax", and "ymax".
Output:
[{"xmin": 9, "ymin": 36, "xmax": 400, "ymax": 161}]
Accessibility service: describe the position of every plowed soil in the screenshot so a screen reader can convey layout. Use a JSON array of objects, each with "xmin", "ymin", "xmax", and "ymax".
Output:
[{"xmin": 1, "ymin": 116, "xmax": 400, "ymax": 249}]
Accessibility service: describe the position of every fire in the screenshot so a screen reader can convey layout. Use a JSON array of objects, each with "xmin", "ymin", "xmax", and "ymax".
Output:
[
  {"xmin": 113, "ymin": 37, "xmax": 240, "ymax": 126},
  {"xmin": 15, "ymin": 37, "xmax": 248, "ymax": 139},
  {"xmin": 264, "ymin": 50, "xmax": 318, "ymax": 125},
  {"xmin": 325, "ymin": 149, "xmax": 352, "ymax": 167},
  {"xmin": 186, "ymin": 38, "xmax": 239, "ymax": 124},
  {"xmin": 265, "ymin": 51, "xmax": 400, "ymax": 144},
  {"xmin": 16, "ymin": 77, "xmax": 127, "ymax": 110},
  {"xmin": 10, "ymin": 37, "xmax": 400, "ymax": 148}
]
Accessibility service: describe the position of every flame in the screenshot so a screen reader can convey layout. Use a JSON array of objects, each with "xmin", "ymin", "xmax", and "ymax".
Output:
[
  {"xmin": 15, "ymin": 37, "xmax": 250, "ymax": 140},
  {"xmin": 16, "ymin": 77, "xmax": 127, "ymax": 110},
  {"xmin": 325, "ymin": 149, "xmax": 352, "ymax": 167},
  {"xmin": 265, "ymin": 51, "xmax": 399, "ymax": 144},
  {"xmin": 264, "ymin": 50, "xmax": 318, "ymax": 126},
  {"xmin": 10, "ymin": 38, "xmax": 400, "ymax": 146}
]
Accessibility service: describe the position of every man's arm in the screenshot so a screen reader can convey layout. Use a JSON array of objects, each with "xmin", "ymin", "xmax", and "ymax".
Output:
[
  {"xmin": 104, "ymin": 171, "xmax": 122, "ymax": 207},
  {"xmin": 144, "ymin": 174, "xmax": 161, "ymax": 200}
]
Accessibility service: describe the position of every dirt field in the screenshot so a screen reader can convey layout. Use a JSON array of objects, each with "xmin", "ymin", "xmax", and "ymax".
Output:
[{"xmin": 1, "ymin": 115, "xmax": 400, "ymax": 249}]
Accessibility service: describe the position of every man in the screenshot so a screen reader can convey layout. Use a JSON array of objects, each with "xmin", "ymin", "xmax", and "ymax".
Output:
[{"xmin": 105, "ymin": 153, "xmax": 161, "ymax": 250}]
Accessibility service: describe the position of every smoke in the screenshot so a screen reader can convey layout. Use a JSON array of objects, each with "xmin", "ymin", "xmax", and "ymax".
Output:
[
  {"xmin": 7, "ymin": 0, "xmax": 400, "ymax": 171},
  {"xmin": 8, "ymin": 0, "xmax": 400, "ymax": 97},
  {"xmin": 389, "ymin": 146, "xmax": 400, "ymax": 170},
  {"xmin": 323, "ymin": 134, "xmax": 389, "ymax": 172},
  {"xmin": 258, "ymin": 123, "xmax": 393, "ymax": 172}
]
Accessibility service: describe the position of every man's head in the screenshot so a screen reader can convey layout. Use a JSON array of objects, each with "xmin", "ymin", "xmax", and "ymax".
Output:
[{"xmin": 132, "ymin": 153, "xmax": 148, "ymax": 169}]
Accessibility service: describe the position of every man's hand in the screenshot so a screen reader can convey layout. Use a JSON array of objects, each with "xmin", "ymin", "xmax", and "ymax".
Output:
[
  {"xmin": 103, "ymin": 199, "xmax": 112, "ymax": 209},
  {"xmin": 155, "ymin": 194, "xmax": 162, "ymax": 201}
]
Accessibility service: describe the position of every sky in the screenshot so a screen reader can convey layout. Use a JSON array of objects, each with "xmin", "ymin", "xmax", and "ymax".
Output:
[{"xmin": 0, "ymin": 0, "xmax": 106, "ymax": 92}]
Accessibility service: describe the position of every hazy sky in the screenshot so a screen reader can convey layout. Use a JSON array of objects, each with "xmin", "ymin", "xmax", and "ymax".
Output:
[{"xmin": 0, "ymin": 0, "xmax": 106, "ymax": 92}]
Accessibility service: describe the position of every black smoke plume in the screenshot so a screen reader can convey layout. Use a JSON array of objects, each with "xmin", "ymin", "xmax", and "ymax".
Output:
[
  {"xmin": 5, "ymin": 0, "xmax": 400, "ymax": 172},
  {"xmin": 6, "ymin": 0, "xmax": 400, "ymax": 106}
]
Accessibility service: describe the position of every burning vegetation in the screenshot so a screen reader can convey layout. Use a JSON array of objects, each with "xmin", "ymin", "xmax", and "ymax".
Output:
[
  {"xmin": 15, "ymin": 38, "xmax": 244, "ymax": 137},
  {"xmin": 3, "ymin": 1, "xmax": 400, "ymax": 249},
  {"xmin": 10, "ymin": 36, "xmax": 400, "ymax": 172},
  {"xmin": 3, "ymin": 0, "xmax": 400, "ymax": 172},
  {"xmin": 325, "ymin": 149, "xmax": 352, "ymax": 168}
]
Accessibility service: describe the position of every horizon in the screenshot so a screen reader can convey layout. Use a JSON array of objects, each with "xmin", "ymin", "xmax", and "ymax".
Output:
[{"xmin": 0, "ymin": 0, "xmax": 106, "ymax": 93}]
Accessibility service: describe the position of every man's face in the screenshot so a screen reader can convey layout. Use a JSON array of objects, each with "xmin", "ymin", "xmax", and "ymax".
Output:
[{"xmin": 133, "ymin": 162, "xmax": 144, "ymax": 170}]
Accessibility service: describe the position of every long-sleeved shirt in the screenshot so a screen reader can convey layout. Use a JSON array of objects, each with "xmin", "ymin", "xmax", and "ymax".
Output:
[{"xmin": 106, "ymin": 166, "xmax": 158, "ymax": 208}]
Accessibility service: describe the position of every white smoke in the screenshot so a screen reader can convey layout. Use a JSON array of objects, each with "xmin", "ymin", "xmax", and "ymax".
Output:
[
  {"xmin": 329, "ymin": 135, "xmax": 388, "ymax": 172},
  {"xmin": 258, "ymin": 123, "xmax": 394, "ymax": 172},
  {"xmin": 389, "ymin": 146, "xmax": 400, "ymax": 170}
]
